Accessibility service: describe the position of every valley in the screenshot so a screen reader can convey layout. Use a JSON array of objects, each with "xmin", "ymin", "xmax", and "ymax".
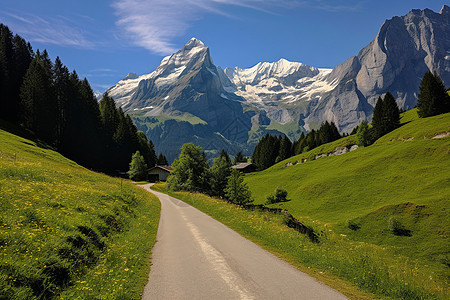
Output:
[{"xmin": 106, "ymin": 6, "xmax": 450, "ymax": 161}]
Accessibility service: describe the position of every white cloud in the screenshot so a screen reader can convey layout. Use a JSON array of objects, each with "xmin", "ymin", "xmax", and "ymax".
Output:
[
  {"xmin": 0, "ymin": 11, "xmax": 95, "ymax": 49},
  {"xmin": 112, "ymin": 0, "xmax": 362, "ymax": 55}
]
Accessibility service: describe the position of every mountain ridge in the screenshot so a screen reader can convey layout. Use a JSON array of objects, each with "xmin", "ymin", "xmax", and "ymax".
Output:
[{"xmin": 105, "ymin": 5, "xmax": 450, "ymax": 160}]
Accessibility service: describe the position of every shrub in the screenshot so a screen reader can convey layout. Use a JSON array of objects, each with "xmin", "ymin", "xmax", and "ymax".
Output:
[
  {"xmin": 348, "ymin": 219, "xmax": 361, "ymax": 231},
  {"xmin": 266, "ymin": 188, "xmax": 289, "ymax": 204},
  {"xmin": 390, "ymin": 217, "xmax": 411, "ymax": 236}
]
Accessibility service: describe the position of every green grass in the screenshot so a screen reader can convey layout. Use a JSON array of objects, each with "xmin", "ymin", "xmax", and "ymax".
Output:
[
  {"xmin": 130, "ymin": 111, "xmax": 207, "ymax": 128},
  {"xmin": 152, "ymin": 184, "xmax": 446, "ymax": 299},
  {"xmin": 0, "ymin": 127, "xmax": 160, "ymax": 299},
  {"xmin": 243, "ymin": 111, "xmax": 449, "ymax": 298}
]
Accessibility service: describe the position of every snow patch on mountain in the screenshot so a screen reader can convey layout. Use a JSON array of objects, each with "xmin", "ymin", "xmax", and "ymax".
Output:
[{"xmin": 225, "ymin": 59, "xmax": 336, "ymax": 105}]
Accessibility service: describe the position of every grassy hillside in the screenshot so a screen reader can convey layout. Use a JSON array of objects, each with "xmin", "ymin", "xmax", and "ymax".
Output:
[
  {"xmin": 0, "ymin": 126, "xmax": 160, "ymax": 299},
  {"xmin": 244, "ymin": 110, "xmax": 449, "ymax": 296}
]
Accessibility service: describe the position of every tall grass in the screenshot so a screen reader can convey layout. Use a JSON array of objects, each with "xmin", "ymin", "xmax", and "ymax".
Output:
[{"xmin": 0, "ymin": 128, "xmax": 160, "ymax": 299}]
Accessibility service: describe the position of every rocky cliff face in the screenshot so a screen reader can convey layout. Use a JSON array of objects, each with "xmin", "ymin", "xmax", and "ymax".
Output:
[
  {"xmin": 107, "ymin": 38, "xmax": 255, "ymax": 161},
  {"xmin": 306, "ymin": 5, "xmax": 450, "ymax": 132}
]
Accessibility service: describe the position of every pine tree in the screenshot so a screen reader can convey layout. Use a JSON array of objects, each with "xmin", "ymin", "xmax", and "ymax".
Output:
[
  {"xmin": 233, "ymin": 151, "xmax": 246, "ymax": 165},
  {"xmin": 356, "ymin": 121, "xmax": 373, "ymax": 147},
  {"xmin": 417, "ymin": 71, "xmax": 450, "ymax": 118},
  {"xmin": 278, "ymin": 135, "xmax": 293, "ymax": 162},
  {"xmin": 9, "ymin": 34, "xmax": 33, "ymax": 122},
  {"xmin": 219, "ymin": 149, "xmax": 231, "ymax": 165},
  {"xmin": 127, "ymin": 151, "xmax": 148, "ymax": 181},
  {"xmin": 20, "ymin": 51, "xmax": 57, "ymax": 145},
  {"xmin": 0, "ymin": 24, "xmax": 15, "ymax": 121},
  {"xmin": 77, "ymin": 77, "xmax": 104, "ymax": 167},
  {"xmin": 137, "ymin": 131, "xmax": 157, "ymax": 168},
  {"xmin": 382, "ymin": 92, "xmax": 400, "ymax": 133},
  {"xmin": 157, "ymin": 153, "xmax": 168, "ymax": 166},
  {"xmin": 224, "ymin": 169, "xmax": 252, "ymax": 206},
  {"xmin": 209, "ymin": 155, "xmax": 231, "ymax": 198},
  {"xmin": 371, "ymin": 96, "xmax": 384, "ymax": 139},
  {"xmin": 293, "ymin": 132, "xmax": 306, "ymax": 155},
  {"xmin": 252, "ymin": 134, "xmax": 282, "ymax": 170},
  {"xmin": 371, "ymin": 92, "xmax": 400, "ymax": 139},
  {"xmin": 52, "ymin": 57, "xmax": 70, "ymax": 147},
  {"xmin": 99, "ymin": 93, "xmax": 120, "ymax": 138}
]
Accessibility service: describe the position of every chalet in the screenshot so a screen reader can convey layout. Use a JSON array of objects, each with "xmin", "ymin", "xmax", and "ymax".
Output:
[
  {"xmin": 231, "ymin": 162, "xmax": 257, "ymax": 173},
  {"xmin": 148, "ymin": 165, "xmax": 173, "ymax": 182}
]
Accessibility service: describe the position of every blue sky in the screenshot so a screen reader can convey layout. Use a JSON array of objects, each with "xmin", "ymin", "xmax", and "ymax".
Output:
[{"xmin": 0, "ymin": 1, "xmax": 446, "ymax": 92}]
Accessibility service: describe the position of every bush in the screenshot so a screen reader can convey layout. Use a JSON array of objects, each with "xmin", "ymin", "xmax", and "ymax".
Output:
[
  {"xmin": 266, "ymin": 188, "xmax": 289, "ymax": 204},
  {"xmin": 390, "ymin": 217, "xmax": 411, "ymax": 236},
  {"xmin": 225, "ymin": 169, "xmax": 253, "ymax": 206},
  {"xmin": 348, "ymin": 219, "xmax": 361, "ymax": 231}
]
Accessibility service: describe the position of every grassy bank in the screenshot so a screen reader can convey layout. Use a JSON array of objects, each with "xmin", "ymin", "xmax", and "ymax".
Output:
[
  {"xmin": 0, "ymin": 127, "xmax": 160, "ymax": 299},
  {"xmin": 244, "ymin": 110, "xmax": 449, "ymax": 298},
  {"xmin": 152, "ymin": 184, "xmax": 446, "ymax": 299}
]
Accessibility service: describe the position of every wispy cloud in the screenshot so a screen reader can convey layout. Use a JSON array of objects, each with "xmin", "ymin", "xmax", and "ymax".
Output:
[
  {"xmin": 112, "ymin": 0, "xmax": 362, "ymax": 55},
  {"xmin": 0, "ymin": 11, "xmax": 96, "ymax": 49},
  {"xmin": 84, "ymin": 68, "xmax": 119, "ymax": 78}
]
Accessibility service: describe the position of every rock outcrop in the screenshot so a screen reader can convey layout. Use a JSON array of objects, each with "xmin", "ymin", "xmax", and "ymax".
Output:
[{"xmin": 306, "ymin": 5, "xmax": 450, "ymax": 133}]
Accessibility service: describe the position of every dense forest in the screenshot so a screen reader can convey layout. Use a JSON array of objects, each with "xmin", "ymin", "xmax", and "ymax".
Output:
[
  {"xmin": 252, "ymin": 121, "xmax": 342, "ymax": 170},
  {"xmin": 0, "ymin": 24, "xmax": 156, "ymax": 173}
]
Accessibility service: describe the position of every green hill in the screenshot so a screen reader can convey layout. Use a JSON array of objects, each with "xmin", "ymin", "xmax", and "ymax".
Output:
[
  {"xmin": 0, "ymin": 125, "xmax": 160, "ymax": 299},
  {"xmin": 245, "ymin": 110, "xmax": 449, "ymax": 292}
]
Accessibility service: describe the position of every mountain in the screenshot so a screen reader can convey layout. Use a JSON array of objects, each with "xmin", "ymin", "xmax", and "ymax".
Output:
[
  {"xmin": 305, "ymin": 5, "xmax": 450, "ymax": 132},
  {"xmin": 107, "ymin": 38, "xmax": 254, "ymax": 161},
  {"xmin": 225, "ymin": 59, "xmax": 334, "ymax": 124},
  {"xmin": 106, "ymin": 6, "xmax": 450, "ymax": 160}
]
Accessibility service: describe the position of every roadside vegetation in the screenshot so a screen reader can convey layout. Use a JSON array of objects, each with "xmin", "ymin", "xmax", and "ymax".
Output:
[
  {"xmin": 152, "ymin": 182, "xmax": 446, "ymax": 299},
  {"xmin": 157, "ymin": 109, "xmax": 449, "ymax": 299},
  {"xmin": 0, "ymin": 127, "xmax": 160, "ymax": 299}
]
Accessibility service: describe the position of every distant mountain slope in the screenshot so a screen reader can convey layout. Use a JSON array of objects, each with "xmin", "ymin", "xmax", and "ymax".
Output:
[
  {"xmin": 107, "ymin": 38, "xmax": 262, "ymax": 161},
  {"xmin": 106, "ymin": 6, "xmax": 450, "ymax": 160}
]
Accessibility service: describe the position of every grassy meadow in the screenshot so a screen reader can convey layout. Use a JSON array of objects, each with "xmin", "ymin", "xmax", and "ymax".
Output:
[
  {"xmin": 245, "ymin": 110, "xmax": 449, "ymax": 298},
  {"xmin": 0, "ymin": 126, "xmax": 160, "ymax": 299},
  {"xmin": 154, "ymin": 110, "xmax": 449, "ymax": 299}
]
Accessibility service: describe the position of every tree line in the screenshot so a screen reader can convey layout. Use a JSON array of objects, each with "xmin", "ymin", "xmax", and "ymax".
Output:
[
  {"xmin": 252, "ymin": 121, "xmax": 341, "ymax": 170},
  {"xmin": 0, "ymin": 24, "xmax": 161, "ymax": 173},
  {"xmin": 252, "ymin": 71, "xmax": 450, "ymax": 170}
]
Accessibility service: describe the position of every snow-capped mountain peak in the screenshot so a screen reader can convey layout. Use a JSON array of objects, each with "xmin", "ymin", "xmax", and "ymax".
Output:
[
  {"xmin": 106, "ymin": 38, "xmax": 213, "ymax": 109},
  {"xmin": 225, "ymin": 58, "xmax": 335, "ymax": 112},
  {"xmin": 184, "ymin": 37, "xmax": 205, "ymax": 49},
  {"xmin": 225, "ymin": 58, "xmax": 320, "ymax": 87}
]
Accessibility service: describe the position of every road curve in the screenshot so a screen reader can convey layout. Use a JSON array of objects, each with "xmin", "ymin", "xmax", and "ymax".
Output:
[{"xmin": 140, "ymin": 184, "xmax": 348, "ymax": 300}]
